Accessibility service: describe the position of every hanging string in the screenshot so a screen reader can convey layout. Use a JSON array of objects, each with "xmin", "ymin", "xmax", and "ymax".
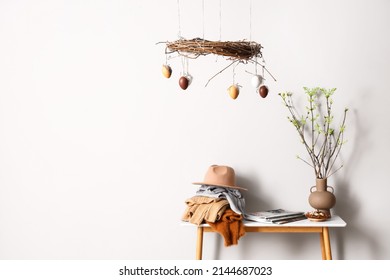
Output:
[
  {"xmin": 254, "ymin": 56, "xmax": 258, "ymax": 75},
  {"xmin": 181, "ymin": 56, "xmax": 189, "ymax": 76},
  {"xmin": 181, "ymin": 56, "xmax": 186, "ymax": 75},
  {"xmin": 202, "ymin": 0, "xmax": 205, "ymax": 39},
  {"xmin": 262, "ymin": 65, "xmax": 265, "ymax": 79},
  {"xmin": 233, "ymin": 62, "xmax": 239, "ymax": 84},
  {"xmin": 219, "ymin": 0, "xmax": 222, "ymax": 41},
  {"xmin": 249, "ymin": 0, "xmax": 252, "ymax": 41},
  {"xmin": 177, "ymin": 0, "xmax": 181, "ymax": 38},
  {"xmin": 251, "ymin": 0, "xmax": 256, "ymax": 75}
]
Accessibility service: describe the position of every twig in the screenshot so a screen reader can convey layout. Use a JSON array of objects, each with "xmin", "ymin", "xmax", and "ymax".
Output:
[
  {"xmin": 249, "ymin": 59, "xmax": 277, "ymax": 82},
  {"xmin": 204, "ymin": 60, "xmax": 237, "ymax": 87}
]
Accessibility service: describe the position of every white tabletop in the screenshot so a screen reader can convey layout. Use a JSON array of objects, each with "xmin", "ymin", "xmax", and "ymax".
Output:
[
  {"xmin": 243, "ymin": 215, "xmax": 346, "ymax": 227},
  {"xmin": 182, "ymin": 215, "xmax": 346, "ymax": 228}
]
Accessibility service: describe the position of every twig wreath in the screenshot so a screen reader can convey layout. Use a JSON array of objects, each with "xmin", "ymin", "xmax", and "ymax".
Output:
[
  {"xmin": 159, "ymin": 0, "xmax": 276, "ymax": 100},
  {"xmin": 165, "ymin": 38, "xmax": 262, "ymax": 61}
]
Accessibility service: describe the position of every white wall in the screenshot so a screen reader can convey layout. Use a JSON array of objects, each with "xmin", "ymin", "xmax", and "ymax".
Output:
[{"xmin": 0, "ymin": 0, "xmax": 389, "ymax": 260}]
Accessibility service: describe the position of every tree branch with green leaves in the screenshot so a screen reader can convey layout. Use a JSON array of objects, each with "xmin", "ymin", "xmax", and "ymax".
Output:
[{"xmin": 279, "ymin": 87, "xmax": 348, "ymax": 179}]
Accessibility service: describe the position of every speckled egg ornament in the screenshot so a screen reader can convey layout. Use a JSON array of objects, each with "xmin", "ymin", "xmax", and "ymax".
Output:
[
  {"xmin": 228, "ymin": 85, "xmax": 240, "ymax": 99},
  {"xmin": 162, "ymin": 64, "xmax": 172, "ymax": 78}
]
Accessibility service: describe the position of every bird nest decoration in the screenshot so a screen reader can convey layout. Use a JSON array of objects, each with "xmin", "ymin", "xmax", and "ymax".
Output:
[
  {"xmin": 161, "ymin": 38, "xmax": 274, "ymax": 99},
  {"xmin": 165, "ymin": 38, "xmax": 262, "ymax": 61},
  {"xmin": 159, "ymin": 1, "xmax": 276, "ymax": 100}
]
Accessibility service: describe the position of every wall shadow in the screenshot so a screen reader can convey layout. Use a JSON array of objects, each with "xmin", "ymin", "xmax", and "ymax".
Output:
[
  {"xmin": 333, "ymin": 108, "xmax": 381, "ymax": 259},
  {"xmin": 236, "ymin": 175, "xmax": 274, "ymax": 214},
  {"xmin": 234, "ymin": 174, "xmax": 311, "ymax": 259}
]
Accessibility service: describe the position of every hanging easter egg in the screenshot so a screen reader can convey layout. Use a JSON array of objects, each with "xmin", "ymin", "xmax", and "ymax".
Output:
[
  {"xmin": 259, "ymin": 85, "xmax": 269, "ymax": 98},
  {"xmin": 228, "ymin": 85, "xmax": 239, "ymax": 100},
  {"xmin": 179, "ymin": 76, "xmax": 189, "ymax": 90},
  {"xmin": 186, "ymin": 74, "xmax": 193, "ymax": 86},
  {"xmin": 162, "ymin": 65, "xmax": 172, "ymax": 78},
  {"xmin": 251, "ymin": 75, "xmax": 263, "ymax": 88}
]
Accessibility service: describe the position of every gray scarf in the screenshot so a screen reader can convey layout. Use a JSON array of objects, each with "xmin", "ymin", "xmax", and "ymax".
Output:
[{"xmin": 196, "ymin": 185, "xmax": 246, "ymax": 215}]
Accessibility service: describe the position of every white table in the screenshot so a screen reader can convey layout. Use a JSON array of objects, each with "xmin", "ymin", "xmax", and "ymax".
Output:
[{"xmin": 183, "ymin": 215, "xmax": 346, "ymax": 260}]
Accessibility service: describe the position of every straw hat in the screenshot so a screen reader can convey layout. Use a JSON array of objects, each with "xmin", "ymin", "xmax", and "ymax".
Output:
[{"xmin": 193, "ymin": 165, "xmax": 247, "ymax": 191}]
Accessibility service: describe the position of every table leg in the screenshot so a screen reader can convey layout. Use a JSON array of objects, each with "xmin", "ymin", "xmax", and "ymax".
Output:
[
  {"xmin": 196, "ymin": 227, "xmax": 204, "ymax": 260},
  {"xmin": 319, "ymin": 232, "xmax": 326, "ymax": 260},
  {"xmin": 322, "ymin": 227, "xmax": 332, "ymax": 260}
]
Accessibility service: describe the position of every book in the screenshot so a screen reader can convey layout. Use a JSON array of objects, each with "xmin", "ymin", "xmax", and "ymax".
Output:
[
  {"xmin": 265, "ymin": 212, "xmax": 306, "ymax": 221},
  {"xmin": 244, "ymin": 209, "xmax": 305, "ymax": 223},
  {"xmin": 269, "ymin": 214, "xmax": 307, "ymax": 224}
]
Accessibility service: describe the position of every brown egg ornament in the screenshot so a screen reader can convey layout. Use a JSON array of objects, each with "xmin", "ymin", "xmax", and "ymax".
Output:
[
  {"xmin": 228, "ymin": 85, "xmax": 239, "ymax": 100},
  {"xmin": 179, "ymin": 76, "xmax": 189, "ymax": 90},
  {"xmin": 259, "ymin": 85, "xmax": 269, "ymax": 98},
  {"xmin": 162, "ymin": 65, "xmax": 172, "ymax": 78}
]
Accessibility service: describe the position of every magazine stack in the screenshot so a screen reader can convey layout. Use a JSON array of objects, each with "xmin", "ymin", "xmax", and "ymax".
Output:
[{"xmin": 244, "ymin": 209, "xmax": 307, "ymax": 224}]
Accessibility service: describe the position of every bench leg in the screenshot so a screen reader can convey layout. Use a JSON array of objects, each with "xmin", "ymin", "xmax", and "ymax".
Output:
[
  {"xmin": 322, "ymin": 227, "xmax": 332, "ymax": 260},
  {"xmin": 196, "ymin": 227, "xmax": 204, "ymax": 260},
  {"xmin": 319, "ymin": 231, "xmax": 326, "ymax": 260}
]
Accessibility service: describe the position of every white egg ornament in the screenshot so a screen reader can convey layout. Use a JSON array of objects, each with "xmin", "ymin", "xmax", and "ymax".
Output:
[
  {"xmin": 228, "ymin": 85, "xmax": 239, "ymax": 100},
  {"xmin": 251, "ymin": 75, "xmax": 263, "ymax": 88}
]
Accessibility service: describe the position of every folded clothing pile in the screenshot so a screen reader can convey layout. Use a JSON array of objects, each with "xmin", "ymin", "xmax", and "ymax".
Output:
[{"xmin": 182, "ymin": 185, "xmax": 246, "ymax": 247}]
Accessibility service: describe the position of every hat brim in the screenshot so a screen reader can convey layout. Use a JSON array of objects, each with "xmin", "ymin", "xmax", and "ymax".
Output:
[{"xmin": 192, "ymin": 182, "xmax": 247, "ymax": 191}]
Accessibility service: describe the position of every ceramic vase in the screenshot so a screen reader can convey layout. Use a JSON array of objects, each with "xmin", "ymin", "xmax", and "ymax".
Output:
[{"xmin": 308, "ymin": 178, "xmax": 336, "ymax": 216}]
